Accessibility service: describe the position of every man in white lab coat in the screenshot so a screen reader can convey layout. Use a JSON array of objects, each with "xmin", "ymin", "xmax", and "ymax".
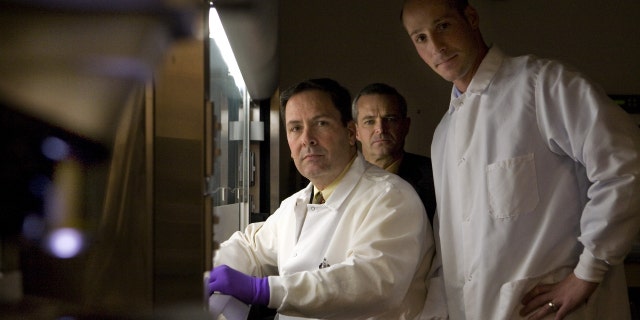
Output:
[
  {"xmin": 402, "ymin": 0, "xmax": 640, "ymax": 319},
  {"xmin": 208, "ymin": 78, "xmax": 434, "ymax": 319}
]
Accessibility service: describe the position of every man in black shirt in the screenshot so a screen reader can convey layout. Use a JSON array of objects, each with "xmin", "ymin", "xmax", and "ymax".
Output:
[{"xmin": 352, "ymin": 83, "xmax": 436, "ymax": 222}]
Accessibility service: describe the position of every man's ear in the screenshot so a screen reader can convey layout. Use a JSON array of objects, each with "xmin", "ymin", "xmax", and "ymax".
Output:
[
  {"xmin": 354, "ymin": 123, "xmax": 362, "ymax": 141},
  {"xmin": 347, "ymin": 121, "xmax": 357, "ymax": 146},
  {"xmin": 464, "ymin": 5, "xmax": 480, "ymax": 30}
]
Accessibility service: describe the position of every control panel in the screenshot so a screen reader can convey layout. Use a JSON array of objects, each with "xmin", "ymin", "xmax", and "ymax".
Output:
[
  {"xmin": 610, "ymin": 94, "xmax": 640, "ymax": 127},
  {"xmin": 610, "ymin": 94, "xmax": 640, "ymax": 113}
]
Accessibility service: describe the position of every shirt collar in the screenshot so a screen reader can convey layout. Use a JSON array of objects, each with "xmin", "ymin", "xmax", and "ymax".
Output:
[
  {"xmin": 453, "ymin": 85, "xmax": 463, "ymax": 98},
  {"xmin": 384, "ymin": 155, "xmax": 403, "ymax": 174},
  {"xmin": 313, "ymin": 153, "xmax": 357, "ymax": 202}
]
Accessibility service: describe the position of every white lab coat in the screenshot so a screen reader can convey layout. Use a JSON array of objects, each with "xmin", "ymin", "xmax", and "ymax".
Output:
[
  {"xmin": 429, "ymin": 47, "xmax": 640, "ymax": 320},
  {"xmin": 214, "ymin": 153, "xmax": 434, "ymax": 319}
]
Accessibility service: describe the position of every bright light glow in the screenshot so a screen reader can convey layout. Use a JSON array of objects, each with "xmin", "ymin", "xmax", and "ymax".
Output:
[
  {"xmin": 41, "ymin": 136, "xmax": 70, "ymax": 161},
  {"xmin": 209, "ymin": 8, "xmax": 246, "ymax": 92},
  {"xmin": 47, "ymin": 228, "xmax": 84, "ymax": 259}
]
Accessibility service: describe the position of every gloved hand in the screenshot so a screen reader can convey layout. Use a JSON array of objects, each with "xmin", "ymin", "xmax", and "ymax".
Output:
[{"xmin": 208, "ymin": 264, "xmax": 270, "ymax": 306}]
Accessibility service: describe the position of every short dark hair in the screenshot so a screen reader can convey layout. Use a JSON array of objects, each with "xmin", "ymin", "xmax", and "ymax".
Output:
[
  {"xmin": 449, "ymin": 0, "xmax": 469, "ymax": 14},
  {"xmin": 352, "ymin": 83, "xmax": 408, "ymax": 120},
  {"xmin": 401, "ymin": 0, "xmax": 469, "ymax": 20},
  {"xmin": 280, "ymin": 78, "xmax": 353, "ymax": 126}
]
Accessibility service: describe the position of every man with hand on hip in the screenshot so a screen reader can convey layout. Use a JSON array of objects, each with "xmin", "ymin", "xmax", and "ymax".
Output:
[{"xmin": 401, "ymin": 0, "xmax": 640, "ymax": 319}]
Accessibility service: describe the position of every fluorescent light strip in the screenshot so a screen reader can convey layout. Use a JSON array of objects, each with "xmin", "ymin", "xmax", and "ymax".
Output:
[{"xmin": 209, "ymin": 8, "xmax": 246, "ymax": 92}]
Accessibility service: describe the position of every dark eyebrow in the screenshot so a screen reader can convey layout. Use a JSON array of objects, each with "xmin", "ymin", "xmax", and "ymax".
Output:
[
  {"xmin": 286, "ymin": 114, "xmax": 334, "ymax": 126},
  {"xmin": 409, "ymin": 15, "xmax": 452, "ymax": 36},
  {"xmin": 311, "ymin": 114, "xmax": 336, "ymax": 122},
  {"xmin": 286, "ymin": 120, "xmax": 302, "ymax": 127}
]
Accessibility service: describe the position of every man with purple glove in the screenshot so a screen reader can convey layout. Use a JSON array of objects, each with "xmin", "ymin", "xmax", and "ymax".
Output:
[
  {"xmin": 208, "ymin": 265, "xmax": 270, "ymax": 306},
  {"xmin": 208, "ymin": 78, "xmax": 434, "ymax": 319}
]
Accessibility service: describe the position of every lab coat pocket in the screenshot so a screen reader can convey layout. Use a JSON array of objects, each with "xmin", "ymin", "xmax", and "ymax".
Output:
[{"xmin": 486, "ymin": 153, "xmax": 539, "ymax": 219}]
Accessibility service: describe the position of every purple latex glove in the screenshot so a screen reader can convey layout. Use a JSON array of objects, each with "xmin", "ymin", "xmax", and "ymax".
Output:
[{"xmin": 208, "ymin": 264, "xmax": 270, "ymax": 306}]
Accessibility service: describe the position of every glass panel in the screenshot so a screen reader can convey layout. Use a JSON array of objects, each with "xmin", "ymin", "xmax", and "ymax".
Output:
[{"xmin": 208, "ymin": 8, "xmax": 250, "ymax": 243}]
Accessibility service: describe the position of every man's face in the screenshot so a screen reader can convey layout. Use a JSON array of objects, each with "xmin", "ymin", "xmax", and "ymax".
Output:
[
  {"xmin": 285, "ymin": 90, "xmax": 356, "ymax": 189},
  {"xmin": 355, "ymin": 94, "xmax": 409, "ymax": 164},
  {"xmin": 402, "ymin": 0, "xmax": 482, "ymax": 91}
]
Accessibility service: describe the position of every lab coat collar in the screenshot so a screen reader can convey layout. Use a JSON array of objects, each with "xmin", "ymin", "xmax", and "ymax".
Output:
[
  {"xmin": 448, "ymin": 46, "xmax": 505, "ymax": 114},
  {"xmin": 297, "ymin": 152, "xmax": 366, "ymax": 210}
]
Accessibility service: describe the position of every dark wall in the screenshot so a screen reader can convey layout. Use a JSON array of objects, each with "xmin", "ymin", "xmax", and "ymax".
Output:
[{"xmin": 279, "ymin": 0, "xmax": 640, "ymax": 156}]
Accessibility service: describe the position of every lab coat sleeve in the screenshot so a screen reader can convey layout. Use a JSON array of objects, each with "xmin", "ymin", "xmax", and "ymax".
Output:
[
  {"xmin": 213, "ymin": 212, "xmax": 281, "ymax": 277},
  {"xmin": 534, "ymin": 60, "xmax": 640, "ymax": 282}
]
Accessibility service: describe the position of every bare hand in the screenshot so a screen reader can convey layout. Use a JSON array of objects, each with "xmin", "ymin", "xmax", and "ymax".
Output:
[{"xmin": 519, "ymin": 273, "xmax": 598, "ymax": 320}]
